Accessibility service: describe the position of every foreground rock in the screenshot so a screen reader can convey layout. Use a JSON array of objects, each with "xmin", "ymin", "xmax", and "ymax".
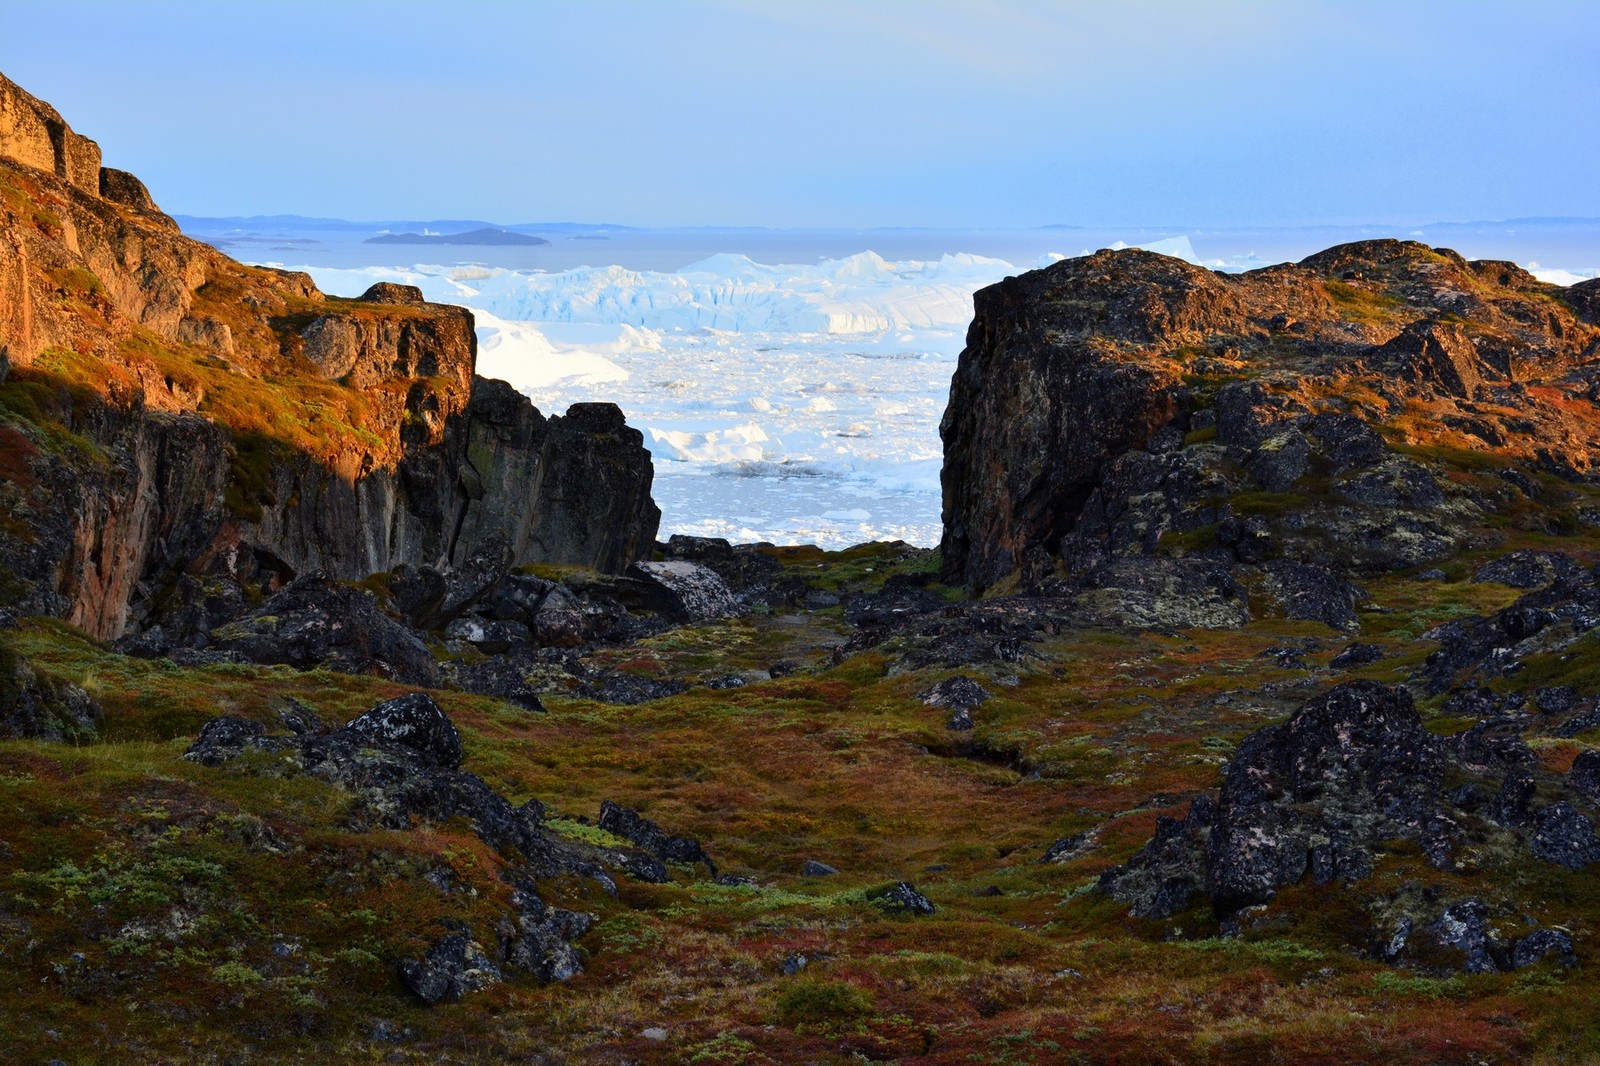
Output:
[
  {"xmin": 204, "ymin": 576, "xmax": 442, "ymax": 686},
  {"xmin": 183, "ymin": 692, "xmax": 629, "ymax": 1000},
  {"xmin": 1100, "ymin": 679, "xmax": 1597, "ymax": 974}
]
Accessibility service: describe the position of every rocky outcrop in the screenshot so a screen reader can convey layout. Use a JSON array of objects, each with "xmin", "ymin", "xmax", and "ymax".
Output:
[
  {"xmin": 0, "ymin": 631, "xmax": 101, "ymax": 741},
  {"xmin": 1101, "ymin": 678, "xmax": 1600, "ymax": 973},
  {"xmin": 0, "ymin": 74, "xmax": 659, "ymax": 639},
  {"xmin": 0, "ymin": 72, "xmax": 102, "ymax": 197},
  {"xmin": 184, "ymin": 693, "xmax": 605, "ymax": 1001},
  {"xmin": 205, "ymin": 576, "xmax": 443, "ymax": 686},
  {"xmin": 941, "ymin": 241, "xmax": 1600, "ymax": 595}
]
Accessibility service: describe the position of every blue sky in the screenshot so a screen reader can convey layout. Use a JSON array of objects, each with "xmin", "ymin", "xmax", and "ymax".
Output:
[{"xmin": 3, "ymin": 0, "xmax": 1595, "ymax": 228}]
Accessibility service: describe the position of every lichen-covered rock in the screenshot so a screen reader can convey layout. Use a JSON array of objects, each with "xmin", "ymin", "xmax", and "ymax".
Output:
[
  {"xmin": 1530, "ymin": 802, "xmax": 1600, "ymax": 869},
  {"xmin": 181, "ymin": 716, "xmax": 269, "ymax": 767},
  {"xmin": 1429, "ymin": 898, "xmax": 1499, "ymax": 974},
  {"xmin": 451, "ymin": 658, "xmax": 547, "ymax": 713},
  {"xmin": 342, "ymin": 692, "xmax": 463, "ymax": 770},
  {"xmin": 1511, "ymin": 928, "xmax": 1577, "ymax": 970},
  {"xmin": 1474, "ymin": 550, "xmax": 1581, "ymax": 590},
  {"xmin": 1566, "ymin": 750, "xmax": 1600, "ymax": 803},
  {"xmin": 623, "ymin": 561, "xmax": 741, "ymax": 622},
  {"xmin": 1330, "ymin": 643, "xmax": 1386, "ymax": 669},
  {"xmin": 1103, "ymin": 681, "xmax": 1446, "ymax": 919},
  {"xmin": 503, "ymin": 905, "xmax": 591, "ymax": 984},
  {"xmin": 921, "ymin": 675, "xmax": 991, "ymax": 730},
  {"xmin": 660, "ymin": 534, "xmax": 795, "ymax": 604},
  {"xmin": 1260, "ymin": 561, "xmax": 1362, "ymax": 631},
  {"xmin": 399, "ymin": 933, "xmax": 502, "ymax": 1005},
  {"xmin": 866, "ymin": 881, "xmax": 936, "ymax": 916},
  {"xmin": 920, "ymin": 675, "xmax": 992, "ymax": 711},
  {"xmin": 1098, "ymin": 797, "xmax": 1213, "ymax": 919},
  {"xmin": 1071, "ymin": 558, "xmax": 1250, "ymax": 630},
  {"xmin": 183, "ymin": 696, "xmax": 623, "ymax": 998}
]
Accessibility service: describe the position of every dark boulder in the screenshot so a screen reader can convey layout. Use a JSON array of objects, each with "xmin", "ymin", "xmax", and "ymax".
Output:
[
  {"xmin": 866, "ymin": 881, "xmax": 936, "ymax": 916},
  {"xmin": 452, "ymin": 658, "xmax": 547, "ymax": 712},
  {"xmin": 1566, "ymin": 750, "xmax": 1600, "ymax": 804},
  {"xmin": 390, "ymin": 554, "xmax": 505, "ymax": 630},
  {"xmin": 920, "ymin": 674, "xmax": 992, "ymax": 731},
  {"xmin": 206, "ymin": 575, "xmax": 440, "ymax": 686},
  {"xmin": 1216, "ymin": 514, "xmax": 1274, "ymax": 564},
  {"xmin": 576, "ymin": 671, "xmax": 689, "ymax": 705},
  {"xmin": 1330, "ymin": 643, "xmax": 1385, "ymax": 669},
  {"xmin": 1531, "ymin": 802, "xmax": 1600, "ymax": 868},
  {"xmin": 597, "ymin": 801, "xmax": 717, "ymax": 879},
  {"xmin": 500, "ymin": 882, "xmax": 592, "ymax": 984},
  {"xmin": 399, "ymin": 933, "xmax": 502, "ymax": 1005},
  {"xmin": 1261, "ymin": 561, "xmax": 1362, "ymax": 631},
  {"xmin": 1429, "ymin": 898, "xmax": 1499, "ymax": 974},
  {"xmin": 1098, "ymin": 798, "xmax": 1212, "ymax": 920},
  {"xmin": 1488, "ymin": 765, "xmax": 1537, "ymax": 827},
  {"xmin": 660, "ymin": 535, "xmax": 796, "ymax": 604},
  {"xmin": 1374, "ymin": 318, "xmax": 1487, "ymax": 399},
  {"xmin": 182, "ymin": 716, "xmax": 270, "ymax": 767},
  {"xmin": 1040, "ymin": 831, "xmax": 1098, "ymax": 864},
  {"xmin": 1454, "ymin": 717, "xmax": 1534, "ymax": 773},
  {"xmin": 1246, "ymin": 429, "xmax": 1311, "ymax": 492},
  {"xmin": 185, "ymin": 697, "xmax": 553, "ymax": 866},
  {"xmin": 1535, "ymin": 685, "xmax": 1578, "ymax": 715},
  {"xmin": 443, "ymin": 616, "xmax": 533, "ymax": 653},
  {"xmin": 342, "ymin": 692, "xmax": 463, "ymax": 770},
  {"xmin": 1308, "ymin": 412, "xmax": 1389, "ymax": 472},
  {"xmin": 1104, "ymin": 681, "xmax": 1445, "ymax": 918},
  {"xmin": 1511, "ymin": 928, "xmax": 1577, "ymax": 969},
  {"xmin": 1474, "ymin": 551, "xmax": 1580, "ymax": 590}
]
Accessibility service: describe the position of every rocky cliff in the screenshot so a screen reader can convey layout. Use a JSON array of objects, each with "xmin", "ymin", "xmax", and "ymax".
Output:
[
  {"xmin": 941, "ymin": 241, "xmax": 1600, "ymax": 598},
  {"xmin": 0, "ymin": 73, "xmax": 658, "ymax": 639}
]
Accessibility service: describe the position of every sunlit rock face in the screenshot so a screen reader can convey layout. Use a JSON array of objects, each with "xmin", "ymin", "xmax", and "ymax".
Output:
[
  {"xmin": 0, "ymin": 73, "xmax": 658, "ymax": 639},
  {"xmin": 940, "ymin": 241, "xmax": 1600, "ymax": 596}
]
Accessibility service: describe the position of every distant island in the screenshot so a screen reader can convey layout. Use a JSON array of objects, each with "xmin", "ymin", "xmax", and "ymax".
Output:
[{"xmin": 365, "ymin": 227, "xmax": 551, "ymax": 246}]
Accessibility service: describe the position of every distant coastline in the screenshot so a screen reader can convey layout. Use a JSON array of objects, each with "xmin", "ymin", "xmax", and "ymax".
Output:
[{"xmin": 365, "ymin": 227, "xmax": 551, "ymax": 247}]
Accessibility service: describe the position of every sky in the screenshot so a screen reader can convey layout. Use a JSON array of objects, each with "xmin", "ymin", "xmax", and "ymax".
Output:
[{"xmin": 2, "ymin": 0, "xmax": 1596, "ymax": 229}]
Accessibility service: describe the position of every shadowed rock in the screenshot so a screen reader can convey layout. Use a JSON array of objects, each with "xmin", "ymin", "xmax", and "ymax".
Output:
[{"xmin": 598, "ymin": 800, "xmax": 718, "ymax": 879}]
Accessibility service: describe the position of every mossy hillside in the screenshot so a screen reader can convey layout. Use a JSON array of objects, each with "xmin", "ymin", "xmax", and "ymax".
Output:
[{"xmin": 8, "ymin": 533, "xmax": 1600, "ymax": 1061}]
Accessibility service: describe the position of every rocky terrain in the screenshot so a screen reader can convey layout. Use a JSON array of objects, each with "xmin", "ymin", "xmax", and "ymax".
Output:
[{"xmin": 6, "ymin": 73, "xmax": 1600, "ymax": 1064}]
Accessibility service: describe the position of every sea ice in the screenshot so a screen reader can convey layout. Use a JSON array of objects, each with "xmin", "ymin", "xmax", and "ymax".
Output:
[{"xmin": 296, "ymin": 235, "xmax": 1596, "ymax": 550}]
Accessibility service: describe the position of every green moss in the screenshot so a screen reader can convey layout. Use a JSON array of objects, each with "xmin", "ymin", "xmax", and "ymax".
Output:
[
  {"xmin": 772, "ymin": 977, "xmax": 875, "ymax": 1026},
  {"xmin": 1324, "ymin": 279, "xmax": 1406, "ymax": 325}
]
